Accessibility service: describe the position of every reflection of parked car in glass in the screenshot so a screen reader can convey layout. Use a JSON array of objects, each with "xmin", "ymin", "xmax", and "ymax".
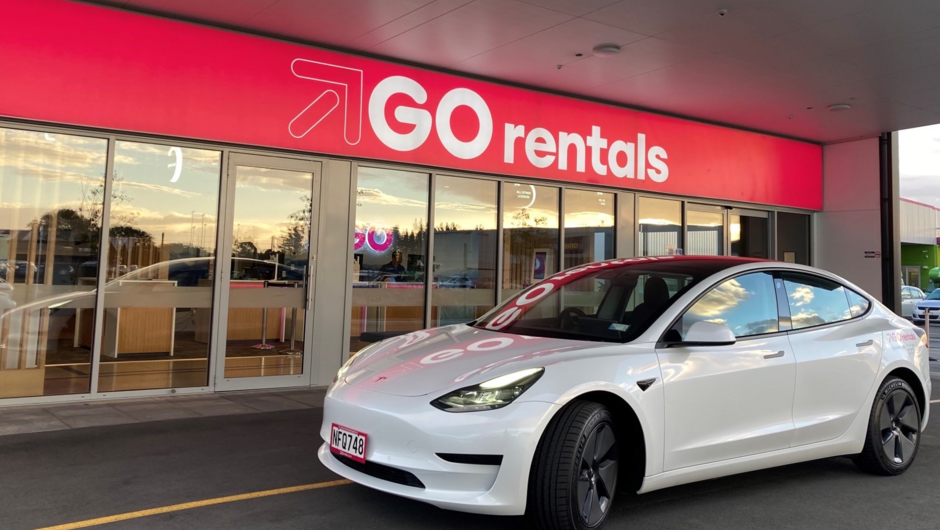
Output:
[
  {"xmin": 0, "ymin": 260, "xmax": 37, "ymax": 283},
  {"xmin": 6, "ymin": 257, "xmax": 306, "ymax": 316},
  {"xmin": 437, "ymin": 271, "xmax": 479, "ymax": 289},
  {"xmin": 0, "ymin": 279, "xmax": 14, "ymax": 310}
]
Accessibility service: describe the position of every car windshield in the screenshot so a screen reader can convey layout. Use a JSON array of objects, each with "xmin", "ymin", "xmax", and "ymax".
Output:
[
  {"xmin": 926, "ymin": 290, "xmax": 940, "ymax": 300},
  {"xmin": 473, "ymin": 257, "xmax": 743, "ymax": 343}
]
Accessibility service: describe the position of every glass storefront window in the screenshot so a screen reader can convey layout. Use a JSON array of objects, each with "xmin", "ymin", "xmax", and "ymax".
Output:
[
  {"xmin": 0, "ymin": 128, "xmax": 108, "ymax": 398},
  {"xmin": 431, "ymin": 176, "xmax": 497, "ymax": 326},
  {"xmin": 223, "ymin": 163, "xmax": 312, "ymax": 379},
  {"xmin": 638, "ymin": 197, "xmax": 682, "ymax": 256},
  {"xmin": 351, "ymin": 167, "xmax": 429, "ymax": 350},
  {"xmin": 730, "ymin": 212, "xmax": 769, "ymax": 258},
  {"xmin": 98, "ymin": 141, "xmax": 221, "ymax": 391},
  {"xmin": 502, "ymin": 183, "xmax": 559, "ymax": 299},
  {"xmin": 564, "ymin": 189, "xmax": 615, "ymax": 268},
  {"xmin": 687, "ymin": 205, "xmax": 724, "ymax": 256},
  {"xmin": 777, "ymin": 212, "xmax": 810, "ymax": 264}
]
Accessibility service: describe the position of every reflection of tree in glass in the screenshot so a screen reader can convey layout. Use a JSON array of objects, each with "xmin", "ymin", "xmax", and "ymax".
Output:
[
  {"xmin": 80, "ymin": 174, "xmax": 141, "ymax": 237},
  {"xmin": 510, "ymin": 208, "xmax": 547, "ymax": 228},
  {"xmin": 234, "ymin": 241, "xmax": 259, "ymax": 258}
]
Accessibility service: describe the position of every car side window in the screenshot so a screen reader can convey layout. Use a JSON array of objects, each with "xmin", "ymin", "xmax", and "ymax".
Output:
[
  {"xmin": 680, "ymin": 272, "xmax": 779, "ymax": 339},
  {"xmin": 782, "ymin": 273, "xmax": 852, "ymax": 330},
  {"xmin": 845, "ymin": 289, "xmax": 870, "ymax": 317}
]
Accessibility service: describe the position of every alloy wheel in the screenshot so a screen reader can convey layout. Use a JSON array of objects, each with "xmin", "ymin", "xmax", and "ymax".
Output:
[
  {"xmin": 576, "ymin": 423, "xmax": 618, "ymax": 527},
  {"xmin": 880, "ymin": 390, "xmax": 919, "ymax": 465}
]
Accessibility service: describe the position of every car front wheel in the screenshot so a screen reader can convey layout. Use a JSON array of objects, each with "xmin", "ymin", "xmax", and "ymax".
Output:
[
  {"xmin": 854, "ymin": 376, "xmax": 922, "ymax": 475},
  {"xmin": 530, "ymin": 400, "xmax": 619, "ymax": 530}
]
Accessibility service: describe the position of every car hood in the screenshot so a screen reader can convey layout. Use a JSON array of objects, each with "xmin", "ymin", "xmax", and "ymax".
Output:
[
  {"xmin": 916, "ymin": 300, "xmax": 940, "ymax": 309},
  {"xmin": 342, "ymin": 324, "xmax": 605, "ymax": 397}
]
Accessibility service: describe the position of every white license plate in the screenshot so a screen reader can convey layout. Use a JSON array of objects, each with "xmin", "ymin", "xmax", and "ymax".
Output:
[{"xmin": 330, "ymin": 423, "xmax": 367, "ymax": 463}]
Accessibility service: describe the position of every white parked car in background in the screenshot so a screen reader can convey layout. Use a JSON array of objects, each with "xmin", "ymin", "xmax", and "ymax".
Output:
[
  {"xmin": 320, "ymin": 257, "xmax": 931, "ymax": 530},
  {"xmin": 901, "ymin": 285, "xmax": 926, "ymax": 319}
]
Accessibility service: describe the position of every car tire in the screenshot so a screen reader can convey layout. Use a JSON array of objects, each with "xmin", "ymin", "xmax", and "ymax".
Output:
[
  {"xmin": 529, "ymin": 400, "xmax": 619, "ymax": 530},
  {"xmin": 853, "ymin": 376, "xmax": 922, "ymax": 476}
]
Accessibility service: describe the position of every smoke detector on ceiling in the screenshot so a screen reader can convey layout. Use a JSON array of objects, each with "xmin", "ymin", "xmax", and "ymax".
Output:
[{"xmin": 592, "ymin": 44, "xmax": 621, "ymax": 58}]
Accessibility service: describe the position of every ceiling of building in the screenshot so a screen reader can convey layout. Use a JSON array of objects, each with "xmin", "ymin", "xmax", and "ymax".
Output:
[{"xmin": 85, "ymin": 0, "xmax": 940, "ymax": 144}]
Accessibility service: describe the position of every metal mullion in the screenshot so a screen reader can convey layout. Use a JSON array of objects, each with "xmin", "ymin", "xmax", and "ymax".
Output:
[
  {"xmin": 635, "ymin": 194, "xmax": 641, "ymax": 257},
  {"xmin": 558, "ymin": 187, "xmax": 565, "ymax": 272},
  {"xmin": 212, "ymin": 153, "xmax": 240, "ymax": 387},
  {"xmin": 769, "ymin": 211, "xmax": 777, "ymax": 260},
  {"xmin": 88, "ymin": 137, "xmax": 116, "ymax": 395},
  {"xmin": 302, "ymin": 164, "xmax": 323, "ymax": 383},
  {"xmin": 205, "ymin": 149, "xmax": 231, "ymax": 389},
  {"xmin": 676, "ymin": 201, "xmax": 689, "ymax": 255},
  {"xmin": 496, "ymin": 182, "xmax": 505, "ymax": 304},
  {"xmin": 724, "ymin": 208, "xmax": 731, "ymax": 256},
  {"xmin": 342, "ymin": 162, "xmax": 359, "ymax": 361},
  {"xmin": 424, "ymin": 174, "xmax": 436, "ymax": 329}
]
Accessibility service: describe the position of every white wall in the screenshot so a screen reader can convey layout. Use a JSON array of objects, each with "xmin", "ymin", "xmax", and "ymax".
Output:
[
  {"xmin": 899, "ymin": 199, "xmax": 938, "ymax": 244},
  {"xmin": 815, "ymin": 138, "xmax": 883, "ymax": 299}
]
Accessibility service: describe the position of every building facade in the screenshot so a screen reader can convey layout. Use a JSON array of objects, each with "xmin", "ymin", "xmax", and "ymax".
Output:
[{"xmin": 0, "ymin": 0, "xmax": 821, "ymax": 403}]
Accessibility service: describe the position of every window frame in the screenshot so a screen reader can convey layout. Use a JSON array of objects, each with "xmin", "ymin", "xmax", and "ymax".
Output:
[
  {"xmin": 665, "ymin": 269, "xmax": 786, "ymax": 343},
  {"xmin": 658, "ymin": 267, "xmax": 875, "ymax": 346},
  {"xmin": 776, "ymin": 270, "xmax": 872, "ymax": 334}
]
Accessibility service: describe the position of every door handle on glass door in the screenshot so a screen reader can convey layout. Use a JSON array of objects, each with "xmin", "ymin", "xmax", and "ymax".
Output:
[
  {"xmin": 763, "ymin": 351, "xmax": 784, "ymax": 359},
  {"xmin": 856, "ymin": 339, "xmax": 874, "ymax": 347}
]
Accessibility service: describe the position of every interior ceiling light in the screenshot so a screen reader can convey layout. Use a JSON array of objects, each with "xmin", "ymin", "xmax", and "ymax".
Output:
[
  {"xmin": 827, "ymin": 103, "xmax": 852, "ymax": 112},
  {"xmin": 592, "ymin": 44, "xmax": 621, "ymax": 58}
]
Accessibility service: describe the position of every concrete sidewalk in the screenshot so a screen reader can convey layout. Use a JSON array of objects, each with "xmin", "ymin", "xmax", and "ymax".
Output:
[{"xmin": 0, "ymin": 388, "xmax": 325, "ymax": 437}]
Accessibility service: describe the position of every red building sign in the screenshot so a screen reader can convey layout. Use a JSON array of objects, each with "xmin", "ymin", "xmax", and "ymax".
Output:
[{"xmin": 0, "ymin": 0, "xmax": 822, "ymax": 209}]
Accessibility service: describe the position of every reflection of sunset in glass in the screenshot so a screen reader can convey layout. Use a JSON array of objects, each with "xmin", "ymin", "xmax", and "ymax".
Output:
[{"xmin": 684, "ymin": 273, "xmax": 778, "ymax": 338}]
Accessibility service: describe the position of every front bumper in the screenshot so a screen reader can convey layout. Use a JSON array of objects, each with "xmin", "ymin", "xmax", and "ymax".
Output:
[
  {"xmin": 912, "ymin": 310, "xmax": 940, "ymax": 323},
  {"xmin": 318, "ymin": 380, "xmax": 559, "ymax": 516}
]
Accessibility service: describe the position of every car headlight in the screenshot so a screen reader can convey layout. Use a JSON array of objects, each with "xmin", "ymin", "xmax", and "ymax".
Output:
[{"xmin": 431, "ymin": 368, "xmax": 544, "ymax": 413}]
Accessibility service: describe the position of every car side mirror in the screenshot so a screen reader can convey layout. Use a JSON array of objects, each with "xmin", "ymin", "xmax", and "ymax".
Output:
[{"xmin": 667, "ymin": 321, "xmax": 736, "ymax": 347}]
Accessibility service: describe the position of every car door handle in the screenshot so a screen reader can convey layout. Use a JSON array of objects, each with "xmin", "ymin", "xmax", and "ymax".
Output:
[
  {"xmin": 763, "ymin": 351, "xmax": 784, "ymax": 359},
  {"xmin": 856, "ymin": 339, "xmax": 873, "ymax": 347}
]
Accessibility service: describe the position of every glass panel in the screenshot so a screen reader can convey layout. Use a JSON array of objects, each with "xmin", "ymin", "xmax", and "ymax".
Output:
[
  {"xmin": 431, "ymin": 176, "xmax": 497, "ymax": 326},
  {"xmin": 502, "ymin": 183, "xmax": 559, "ymax": 299},
  {"xmin": 846, "ymin": 290, "xmax": 870, "ymax": 317},
  {"xmin": 638, "ymin": 197, "xmax": 682, "ymax": 256},
  {"xmin": 730, "ymin": 213, "xmax": 768, "ymax": 258},
  {"xmin": 782, "ymin": 273, "xmax": 852, "ymax": 330},
  {"xmin": 224, "ymin": 165, "xmax": 311, "ymax": 378},
  {"xmin": 98, "ymin": 141, "xmax": 220, "ymax": 391},
  {"xmin": 564, "ymin": 189, "xmax": 615, "ymax": 268},
  {"xmin": 682, "ymin": 272, "xmax": 779, "ymax": 338},
  {"xmin": 776, "ymin": 212, "xmax": 810, "ymax": 264},
  {"xmin": 687, "ymin": 206, "xmax": 724, "ymax": 256},
  {"xmin": 0, "ymin": 128, "xmax": 107, "ymax": 398},
  {"xmin": 475, "ymin": 260, "xmax": 715, "ymax": 343},
  {"xmin": 351, "ymin": 167, "xmax": 429, "ymax": 351}
]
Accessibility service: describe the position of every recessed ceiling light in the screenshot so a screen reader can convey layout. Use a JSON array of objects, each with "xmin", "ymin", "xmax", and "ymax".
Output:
[
  {"xmin": 593, "ymin": 44, "xmax": 621, "ymax": 58},
  {"xmin": 827, "ymin": 103, "xmax": 852, "ymax": 112}
]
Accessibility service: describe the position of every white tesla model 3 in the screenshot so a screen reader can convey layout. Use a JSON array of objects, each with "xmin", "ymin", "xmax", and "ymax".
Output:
[{"xmin": 320, "ymin": 257, "xmax": 931, "ymax": 529}]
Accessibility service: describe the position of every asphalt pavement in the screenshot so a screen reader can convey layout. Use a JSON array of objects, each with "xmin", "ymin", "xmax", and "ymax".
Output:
[{"xmin": 1, "ymin": 377, "xmax": 939, "ymax": 530}]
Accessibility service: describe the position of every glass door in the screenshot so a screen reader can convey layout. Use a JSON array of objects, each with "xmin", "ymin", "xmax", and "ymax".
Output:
[
  {"xmin": 729, "ymin": 209, "xmax": 769, "ymax": 259},
  {"xmin": 686, "ymin": 204, "xmax": 725, "ymax": 256},
  {"xmin": 214, "ymin": 154, "xmax": 320, "ymax": 391}
]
